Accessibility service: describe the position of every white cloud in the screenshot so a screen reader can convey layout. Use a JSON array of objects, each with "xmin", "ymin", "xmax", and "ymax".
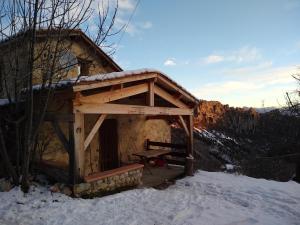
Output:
[
  {"xmin": 90, "ymin": 0, "xmax": 152, "ymax": 37},
  {"xmin": 114, "ymin": 19, "xmax": 152, "ymax": 36},
  {"xmin": 204, "ymin": 55, "xmax": 224, "ymax": 64},
  {"xmin": 201, "ymin": 46, "xmax": 262, "ymax": 65},
  {"xmin": 164, "ymin": 58, "xmax": 176, "ymax": 66},
  {"xmin": 223, "ymin": 61, "xmax": 273, "ymax": 75},
  {"xmin": 192, "ymin": 65, "xmax": 299, "ymax": 107},
  {"xmin": 139, "ymin": 21, "xmax": 153, "ymax": 29},
  {"xmin": 183, "ymin": 60, "xmax": 190, "ymax": 65},
  {"xmin": 228, "ymin": 46, "xmax": 262, "ymax": 63},
  {"xmin": 115, "ymin": 17, "xmax": 138, "ymax": 36},
  {"xmin": 118, "ymin": 0, "xmax": 135, "ymax": 11}
]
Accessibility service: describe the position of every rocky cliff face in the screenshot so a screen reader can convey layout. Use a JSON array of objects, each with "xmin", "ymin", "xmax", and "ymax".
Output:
[
  {"xmin": 195, "ymin": 100, "xmax": 259, "ymax": 135},
  {"xmin": 190, "ymin": 100, "xmax": 300, "ymax": 181},
  {"xmin": 195, "ymin": 100, "xmax": 300, "ymax": 144}
]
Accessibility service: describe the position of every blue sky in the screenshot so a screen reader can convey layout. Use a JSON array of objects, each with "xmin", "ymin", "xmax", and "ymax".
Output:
[{"xmin": 110, "ymin": 0, "xmax": 300, "ymax": 107}]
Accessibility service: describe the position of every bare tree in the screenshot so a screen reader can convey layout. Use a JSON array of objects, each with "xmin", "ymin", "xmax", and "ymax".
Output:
[
  {"xmin": 286, "ymin": 73, "xmax": 300, "ymax": 116},
  {"xmin": 0, "ymin": 0, "xmax": 122, "ymax": 192}
]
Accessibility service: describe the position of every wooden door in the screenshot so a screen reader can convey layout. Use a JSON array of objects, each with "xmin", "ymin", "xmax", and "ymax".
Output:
[{"xmin": 99, "ymin": 119, "xmax": 119, "ymax": 171}]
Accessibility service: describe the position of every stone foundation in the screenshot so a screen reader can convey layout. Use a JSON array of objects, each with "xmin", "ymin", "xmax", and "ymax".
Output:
[{"xmin": 73, "ymin": 164, "xmax": 144, "ymax": 197}]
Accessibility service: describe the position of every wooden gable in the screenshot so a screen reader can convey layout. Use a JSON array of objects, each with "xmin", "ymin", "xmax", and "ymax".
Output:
[{"xmin": 72, "ymin": 71, "xmax": 199, "ymax": 115}]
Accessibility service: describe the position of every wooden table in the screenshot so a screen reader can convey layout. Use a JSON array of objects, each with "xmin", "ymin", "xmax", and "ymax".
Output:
[{"xmin": 133, "ymin": 149, "xmax": 172, "ymax": 174}]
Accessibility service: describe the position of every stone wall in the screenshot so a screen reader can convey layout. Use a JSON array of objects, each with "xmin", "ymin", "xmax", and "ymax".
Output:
[
  {"xmin": 0, "ymin": 37, "xmax": 118, "ymax": 98},
  {"xmin": 73, "ymin": 164, "xmax": 143, "ymax": 197},
  {"xmin": 84, "ymin": 115, "xmax": 171, "ymax": 176},
  {"xmin": 117, "ymin": 115, "xmax": 171, "ymax": 163},
  {"xmin": 40, "ymin": 112, "xmax": 170, "ymax": 178}
]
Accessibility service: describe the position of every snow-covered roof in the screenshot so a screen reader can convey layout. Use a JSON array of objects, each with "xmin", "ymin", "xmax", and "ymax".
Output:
[
  {"xmin": 75, "ymin": 69, "xmax": 199, "ymax": 102},
  {"xmin": 75, "ymin": 69, "xmax": 159, "ymax": 83},
  {"xmin": 33, "ymin": 68, "xmax": 199, "ymax": 103}
]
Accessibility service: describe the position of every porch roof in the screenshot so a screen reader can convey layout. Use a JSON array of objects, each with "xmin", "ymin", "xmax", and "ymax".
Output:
[
  {"xmin": 34, "ymin": 69, "xmax": 199, "ymax": 106},
  {"xmin": 74, "ymin": 69, "xmax": 199, "ymax": 103}
]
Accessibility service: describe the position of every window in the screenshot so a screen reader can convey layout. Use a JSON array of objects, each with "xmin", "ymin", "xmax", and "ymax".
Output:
[{"xmin": 77, "ymin": 58, "xmax": 92, "ymax": 76}]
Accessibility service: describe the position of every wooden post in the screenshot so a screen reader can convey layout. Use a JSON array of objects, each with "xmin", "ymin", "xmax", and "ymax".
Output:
[
  {"xmin": 185, "ymin": 115, "xmax": 194, "ymax": 176},
  {"xmin": 84, "ymin": 114, "xmax": 106, "ymax": 151},
  {"xmin": 178, "ymin": 115, "xmax": 190, "ymax": 137},
  {"xmin": 73, "ymin": 112, "xmax": 85, "ymax": 180},
  {"xmin": 68, "ymin": 121, "xmax": 76, "ymax": 184},
  {"xmin": 148, "ymin": 80, "xmax": 154, "ymax": 106}
]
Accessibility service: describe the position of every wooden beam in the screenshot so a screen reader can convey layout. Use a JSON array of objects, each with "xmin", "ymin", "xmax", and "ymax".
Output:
[
  {"xmin": 74, "ymin": 103, "xmax": 193, "ymax": 115},
  {"xmin": 173, "ymin": 93, "xmax": 183, "ymax": 99},
  {"xmin": 185, "ymin": 115, "xmax": 194, "ymax": 176},
  {"xmin": 73, "ymin": 73, "xmax": 157, "ymax": 92},
  {"xmin": 84, "ymin": 114, "xmax": 106, "ymax": 151},
  {"xmin": 148, "ymin": 81, "xmax": 154, "ymax": 106},
  {"xmin": 73, "ymin": 113, "xmax": 85, "ymax": 178},
  {"xmin": 51, "ymin": 121, "xmax": 70, "ymax": 153},
  {"xmin": 110, "ymin": 84, "xmax": 123, "ymax": 91},
  {"xmin": 157, "ymin": 76, "xmax": 196, "ymax": 103},
  {"xmin": 178, "ymin": 115, "xmax": 190, "ymax": 137},
  {"xmin": 146, "ymin": 115, "xmax": 176, "ymax": 121},
  {"xmin": 77, "ymin": 83, "xmax": 148, "ymax": 105},
  {"xmin": 68, "ymin": 121, "xmax": 77, "ymax": 184},
  {"xmin": 154, "ymin": 85, "xmax": 189, "ymax": 108}
]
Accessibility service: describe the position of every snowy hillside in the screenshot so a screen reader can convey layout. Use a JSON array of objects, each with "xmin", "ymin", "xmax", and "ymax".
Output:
[
  {"xmin": 0, "ymin": 171, "xmax": 299, "ymax": 225},
  {"xmin": 193, "ymin": 128, "xmax": 241, "ymax": 166}
]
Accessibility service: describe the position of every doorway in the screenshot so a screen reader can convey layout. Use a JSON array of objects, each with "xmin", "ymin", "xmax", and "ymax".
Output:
[{"xmin": 99, "ymin": 119, "xmax": 119, "ymax": 171}]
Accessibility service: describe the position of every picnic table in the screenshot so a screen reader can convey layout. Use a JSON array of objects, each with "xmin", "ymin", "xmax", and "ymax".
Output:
[{"xmin": 133, "ymin": 149, "xmax": 172, "ymax": 174}]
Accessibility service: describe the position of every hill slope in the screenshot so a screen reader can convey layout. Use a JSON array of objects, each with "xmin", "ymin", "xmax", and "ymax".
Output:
[{"xmin": 181, "ymin": 100, "xmax": 300, "ymax": 181}]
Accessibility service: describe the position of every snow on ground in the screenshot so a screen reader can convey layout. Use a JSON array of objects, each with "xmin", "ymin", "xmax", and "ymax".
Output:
[
  {"xmin": 194, "ymin": 128, "xmax": 239, "ymax": 146},
  {"xmin": 0, "ymin": 171, "xmax": 299, "ymax": 225}
]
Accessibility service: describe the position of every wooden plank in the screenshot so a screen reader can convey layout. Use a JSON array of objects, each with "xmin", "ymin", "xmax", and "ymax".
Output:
[
  {"xmin": 154, "ymin": 85, "xmax": 189, "ymax": 108},
  {"xmin": 178, "ymin": 115, "xmax": 190, "ymax": 137},
  {"xmin": 51, "ymin": 121, "xmax": 70, "ymax": 153},
  {"xmin": 84, "ymin": 114, "xmax": 106, "ymax": 151},
  {"xmin": 68, "ymin": 121, "xmax": 77, "ymax": 184},
  {"xmin": 133, "ymin": 149, "xmax": 172, "ymax": 159},
  {"xmin": 146, "ymin": 115, "xmax": 175, "ymax": 121},
  {"xmin": 110, "ymin": 84, "xmax": 123, "ymax": 91},
  {"xmin": 84, "ymin": 164, "xmax": 144, "ymax": 183},
  {"xmin": 147, "ymin": 139, "xmax": 187, "ymax": 149},
  {"xmin": 73, "ymin": 113, "xmax": 85, "ymax": 178},
  {"xmin": 157, "ymin": 75, "xmax": 196, "ymax": 103},
  {"xmin": 148, "ymin": 81, "xmax": 154, "ymax": 106},
  {"xmin": 78, "ymin": 83, "xmax": 148, "ymax": 104},
  {"xmin": 73, "ymin": 73, "xmax": 157, "ymax": 92},
  {"xmin": 74, "ymin": 103, "xmax": 193, "ymax": 115}
]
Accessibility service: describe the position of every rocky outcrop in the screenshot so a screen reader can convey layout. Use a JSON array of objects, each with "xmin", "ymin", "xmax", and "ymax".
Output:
[
  {"xmin": 190, "ymin": 100, "xmax": 300, "ymax": 182},
  {"xmin": 195, "ymin": 100, "xmax": 259, "ymax": 135}
]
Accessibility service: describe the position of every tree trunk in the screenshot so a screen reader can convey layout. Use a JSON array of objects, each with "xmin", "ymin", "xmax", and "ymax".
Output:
[{"xmin": 0, "ymin": 125, "xmax": 18, "ymax": 184}]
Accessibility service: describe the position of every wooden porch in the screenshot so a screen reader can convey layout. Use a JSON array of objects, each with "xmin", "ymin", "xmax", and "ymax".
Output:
[{"xmin": 41, "ymin": 70, "xmax": 199, "ymax": 190}]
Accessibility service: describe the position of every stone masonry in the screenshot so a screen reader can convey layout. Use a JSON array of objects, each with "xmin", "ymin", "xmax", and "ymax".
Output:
[{"xmin": 73, "ymin": 165, "xmax": 143, "ymax": 197}]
